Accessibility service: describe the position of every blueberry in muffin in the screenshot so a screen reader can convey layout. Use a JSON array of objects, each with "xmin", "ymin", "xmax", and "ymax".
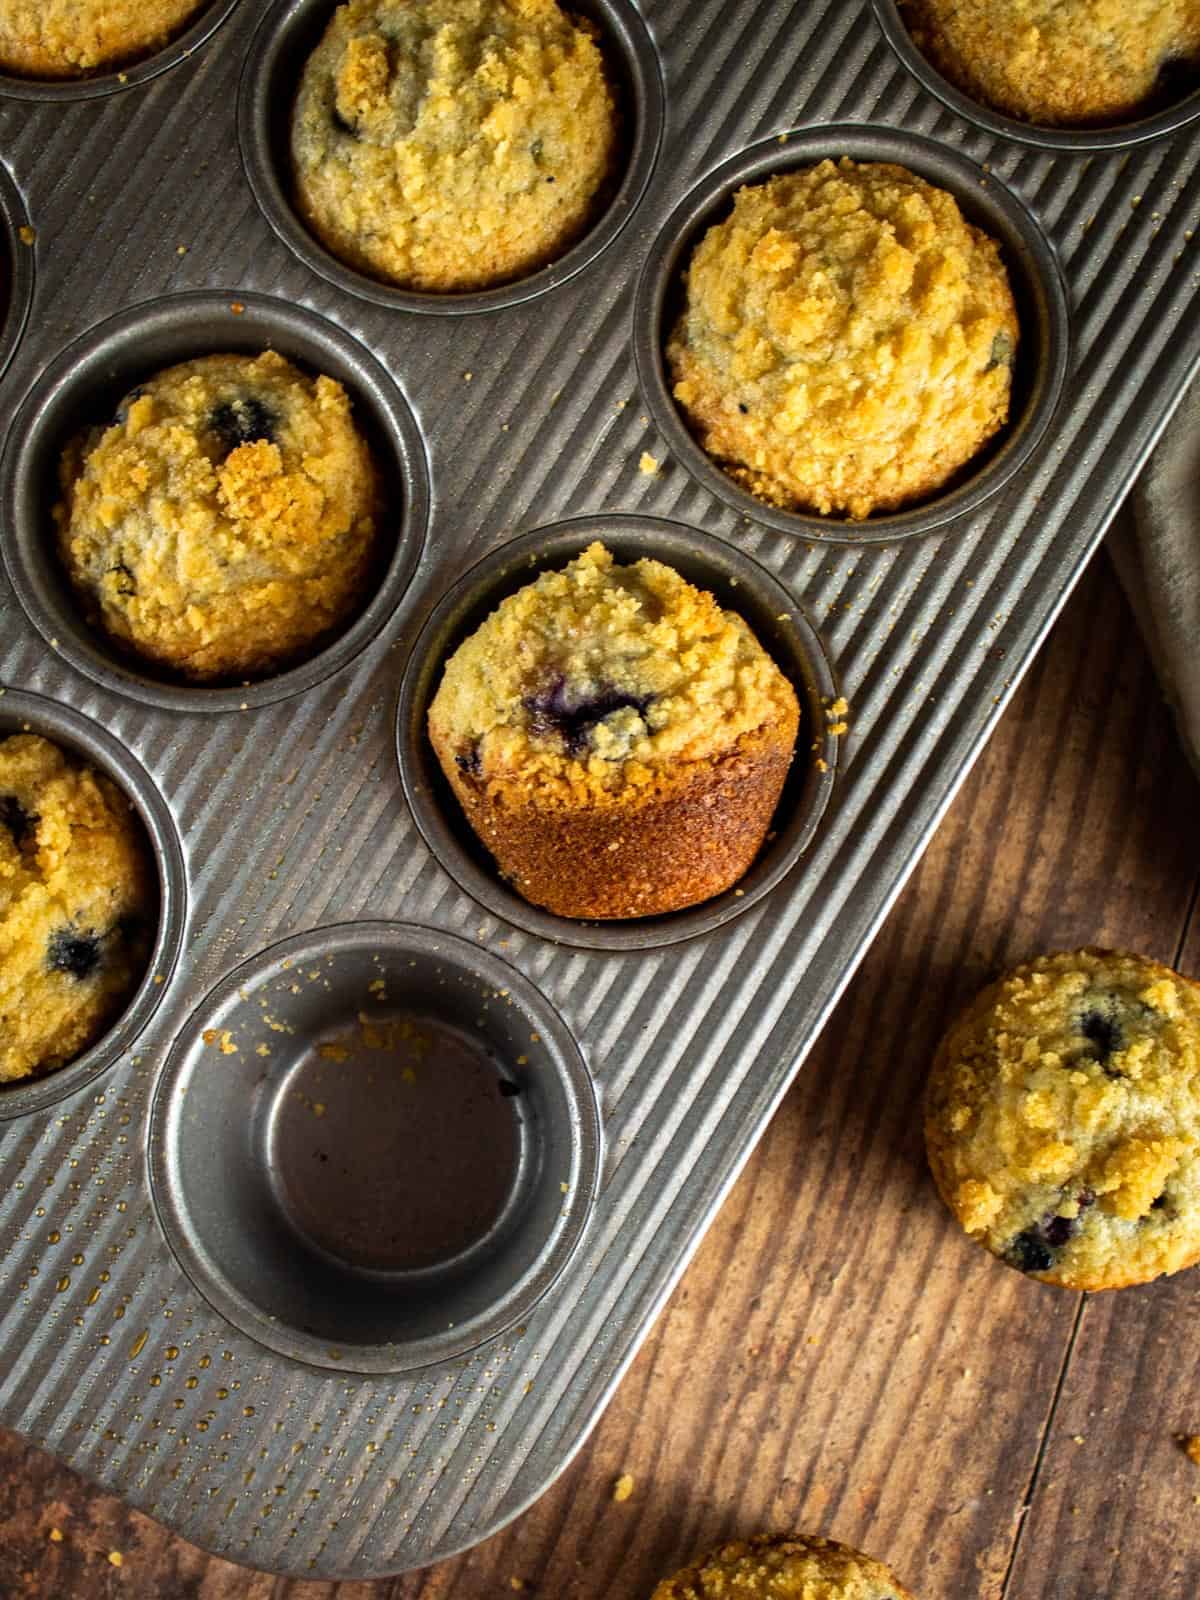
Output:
[
  {"xmin": 427, "ymin": 542, "xmax": 801, "ymax": 919},
  {"xmin": 0, "ymin": 734, "xmax": 153, "ymax": 1084},
  {"xmin": 925, "ymin": 948, "xmax": 1200, "ymax": 1290},
  {"xmin": 55, "ymin": 350, "xmax": 381, "ymax": 683},
  {"xmin": 290, "ymin": 0, "xmax": 619, "ymax": 291}
]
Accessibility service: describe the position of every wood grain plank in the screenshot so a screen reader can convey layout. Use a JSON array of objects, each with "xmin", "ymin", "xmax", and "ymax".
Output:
[{"xmin": 2, "ymin": 540, "xmax": 1197, "ymax": 1600}]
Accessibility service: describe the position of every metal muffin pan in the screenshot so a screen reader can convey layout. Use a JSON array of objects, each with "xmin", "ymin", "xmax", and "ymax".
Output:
[{"xmin": 0, "ymin": 0, "xmax": 1198, "ymax": 1579}]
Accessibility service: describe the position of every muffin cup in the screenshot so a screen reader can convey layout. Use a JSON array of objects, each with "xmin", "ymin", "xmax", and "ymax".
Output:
[
  {"xmin": 0, "ymin": 289, "xmax": 430, "ymax": 712},
  {"xmin": 147, "ymin": 922, "xmax": 601, "ymax": 1374},
  {"xmin": 873, "ymin": 0, "xmax": 1200, "ymax": 152},
  {"xmin": 0, "ymin": 0, "xmax": 240, "ymax": 102},
  {"xmin": 238, "ymin": 0, "xmax": 664, "ymax": 314},
  {"xmin": 396, "ymin": 516, "xmax": 838, "ymax": 952},
  {"xmin": 633, "ymin": 124, "xmax": 1071, "ymax": 546},
  {"xmin": 0, "ymin": 160, "xmax": 34, "ymax": 384},
  {"xmin": 0, "ymin": 690, "xmax": 188, "ymax": 1121}
]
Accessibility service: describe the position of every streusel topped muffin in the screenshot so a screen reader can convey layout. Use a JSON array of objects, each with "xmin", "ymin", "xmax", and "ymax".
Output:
[
  {"xmin": 291, "ymin": 0, "xmax": 618, "ymax": 291},
  {"xmin": 650, "ymin": 1535, "xmax": 918, "ymax": 1600},
  {"xmin": 667, "ymin": 158, "xmax": 1018, "ymax": 519},
  {"xmin": 56, "ymin": 350, "xmax": 381, "ymax": 683},
  {"xmin": 926, "ymin": 948, "xmax": 1200, "ymax": 1290},
  {"xmin": 0, "ymin": 734, "xmax": 153, "ymax": 1084},
  {"xmin": 0, "ymin": 0, "xmax": 208, "ymax": 78},
  {"xmin": 901, "ymin": 0, "xmax": 1200, "ymax": 127},
  {"xmin": 428, "ymin": 543, "xmax": 800, "ymax": 918}
]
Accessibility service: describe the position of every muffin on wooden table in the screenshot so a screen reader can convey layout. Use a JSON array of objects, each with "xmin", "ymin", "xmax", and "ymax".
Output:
[
  {"xmin": 0, "ymin": 734, "xmax": 153, "ymax": 1084},
  {"xmin": 427, "ymin": 542, "xmax": 800, "ymax": 919},
  {"xmin": 0, "ymin": 0, "xmax": 209, "ymax": 77},
  {"xmin": 55, "ymin": 350, "xmax": 381, "ymax": 683},
  {"xmin": 926, "ymin": 948, "xmax": 1200, "ymax": 1290},
  {"xmin": 667, "ymin": 158, "xmax": 1018, "ymax": 520},
  {"xmin": 900, "ymin": 0, "xmax": 1200, "ymax": 126},
  {"xmin": 650, "ymin": 1534, "xmax": 918, "ymax": 1600},
  {"xmin": 291, "ymin": 0, "xmax": 618, "ymax": 291}
]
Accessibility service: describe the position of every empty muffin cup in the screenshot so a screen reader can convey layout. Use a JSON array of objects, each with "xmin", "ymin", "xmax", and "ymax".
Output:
[
  {"xmin": 633, "ymin": 124, "xmax": 1070, "ymax": 544},
  {"xmin": 873, "ymin": 0, "xmax": 1200, "ymax": 151},
  {"xmin": 0, "ymin": 690, "xmax": 187, "ymax": 1121},
  {"xmin": 238, "ymin": 0, "xmax": 664, "ymax": 314},
  {"xmin": 147, "ymin": 922, "xmax": 601, "ymax": 1373},
  {"xmin": 0, "ymin": 0, "xmax": 239, "ymax": 102},
  {"xmin": 397, "ymin": 516, "xmax": 838, "ymax": 952},
  {"xmin": 0, "ymin": 290, "xmax": 429, "ymax": 711}
]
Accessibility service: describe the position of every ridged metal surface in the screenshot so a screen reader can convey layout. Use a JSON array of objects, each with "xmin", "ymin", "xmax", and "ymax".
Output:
[{"xmin": 0, "ymin": 0, "xmax": 1198, "ymax": 1578}]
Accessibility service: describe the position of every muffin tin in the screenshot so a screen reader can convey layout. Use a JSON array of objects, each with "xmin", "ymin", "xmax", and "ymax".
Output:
[{"xmin": 0, "ymin": 0, "xmax": 1197, "ymax": 1579}]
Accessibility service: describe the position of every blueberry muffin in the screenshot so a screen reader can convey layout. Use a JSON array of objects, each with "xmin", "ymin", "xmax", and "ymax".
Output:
[
  {"xmin": 900, "ymin": 0, "xmax": 1200, "ymax": 127},
  {"xmin": 926, "ymin": 949, "xmax": 1200, "ymax": 1291},
  {"xmin": 0, "ymin": 0, "xmax": 208, "ymax": 78},
  {"xmin": 291, "ymin": 0, "xmax": 618, "ymax": 291},
  {"xmin": 667, "ymin": 159, "xmax": 1019, "ymax": 520},
  {"xmin": 55, "ymin": 351, "xmax": 381, "ymax": 683},
  {"xmin": 0, "ymin": 735, "xmax": 153, "ymax": 1084},
  {"xmin": 427, "ymin": 543, "xmax": 800, "ymax": 919},
  {"xmin": 650, "ymin": 1535, "xmax": 917, "ymax": 1600}
]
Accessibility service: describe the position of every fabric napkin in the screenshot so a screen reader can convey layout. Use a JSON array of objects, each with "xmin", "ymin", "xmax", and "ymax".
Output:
[{"xmin": 1108, "ymin": 373, "xmax": 1200, "ymax": 782}]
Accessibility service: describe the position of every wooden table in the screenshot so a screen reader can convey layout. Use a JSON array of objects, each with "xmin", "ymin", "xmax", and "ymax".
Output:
[{"xmin": 3, "ymin": 526, "xmax": 1198, "ymax": 1600}]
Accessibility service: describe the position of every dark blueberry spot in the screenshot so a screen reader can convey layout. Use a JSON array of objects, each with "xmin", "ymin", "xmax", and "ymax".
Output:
[
  {"xmin": 1007, "ymin": 1230, "xmax": 1054, "ymax": 1274},
  {"xmin": 1041, "ymin": 1214, "xmax": 1075, "ymax": 1249},
  {"xmin": 498, "ymin": 1079, "xmax": 521, "ymax": 1097},
  {"xmin": 1153, "ymin": 54, "xmax": 1200, "ymax": 103},
  {"xmin": 107, "ymin": 561, "xmax": 137, "ymax": 597},
  {"xmin": 112, "ymin": 385, "xmax": 145, "ymax": 427},
  {"xmin": 208, "ymin": 397, "xmax": 278, "ymax": 458},
  {"xmin": 455, "ymin": 742, "xmax": 483, "ymax": 779},
  {"xmin": 331, "ymin": 107, "xmax": 360, "ymax": 138},
  {"xmin": 523, "ymin": 675, "xmax": 653, "ymax": 757},
  {"xmin": 545, "ymin": 175, "xmax": 555, "ymax": 183},
  {"xmin": 48, "ymin": 929, "xmax": 101, "ymax": 980},
  {"xmin": 987, "ymin": 331, "xmax": 1014, "ymax": 371},
  {"xmin": 1080, "ymin": 1007, "xmax": 1124, "ymax": 1068},
  {"xmin": 0, "ymin": 794, "xmax": 35, "ymax": 848},
  {"xmin": 738, "ymin": 402, "xmax": 749, "ymax": 413},
  {"xmin": 1151, "ymin": 1192, "xmax": 1169, "ymax": 1211}
]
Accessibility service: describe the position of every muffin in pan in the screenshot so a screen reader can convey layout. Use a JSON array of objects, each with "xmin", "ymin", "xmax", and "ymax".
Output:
[
  {"xmin": 667, "ymin": 157, "xmax": 1019, "ymax": 520},
  {"xmin": 926, "ymin": 948, "xmax": 1200, "ymax": 1290},
  {"xmin": 899, "ymin": 0, "xmax": 1200, "ymax": 127},
  {"xmin": 291, "ymin": 0, "xmax": 619, "ymax": 292},
  {"xmin": 427, "ymin": 542, "xmax": 801, "ymax": 919},
  {"xmin": 0, "ymin": 0, "xmax": 208, "ymax": 78},
  {"xmin": 55, "ymin": 350, "xmax": 381, "ymax": 683},
  {"xmin": 0, "ymin": 734, "xmax": 153, "ymax": 1084},
  {"xmin": 650, "ymin": 1534, "xmax": 918, "ymax": 1600}
]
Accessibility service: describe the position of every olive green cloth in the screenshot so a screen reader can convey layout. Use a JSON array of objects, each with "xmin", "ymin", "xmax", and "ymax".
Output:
[{"xmin": 1109, "ymin": 374, "xmax": 1200, "ymax": 781}]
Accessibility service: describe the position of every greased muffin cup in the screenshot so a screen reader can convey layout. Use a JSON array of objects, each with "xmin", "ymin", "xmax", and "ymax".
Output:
[
  {"xmin": 0, "ymin": 691, "xmax": 187, "ymax": 1122},
  {"xmin": 633, "ymin": 124, "xmax": 1070, "ymax": 545},
  {"xmin": 0, "ymin": 0, "xmax": 239, "ymax": 101},
  {"xmin": 397, "ymin": 517, "xmax": 839, "ymax": 951},
  {"xmin": 0, "ymin": 290, "xmax": 430, "ymax": 712},
  {"xmin": 874, "ymin": 0, "xmax": 1200, "ymax": 151},
  {"xmin": 239, "ymin": 0, "xmax": 664, "ymax": 313},
  {"xmin": 147, "ymin": 922, "xmax": 601, "ymax": 1374}
]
